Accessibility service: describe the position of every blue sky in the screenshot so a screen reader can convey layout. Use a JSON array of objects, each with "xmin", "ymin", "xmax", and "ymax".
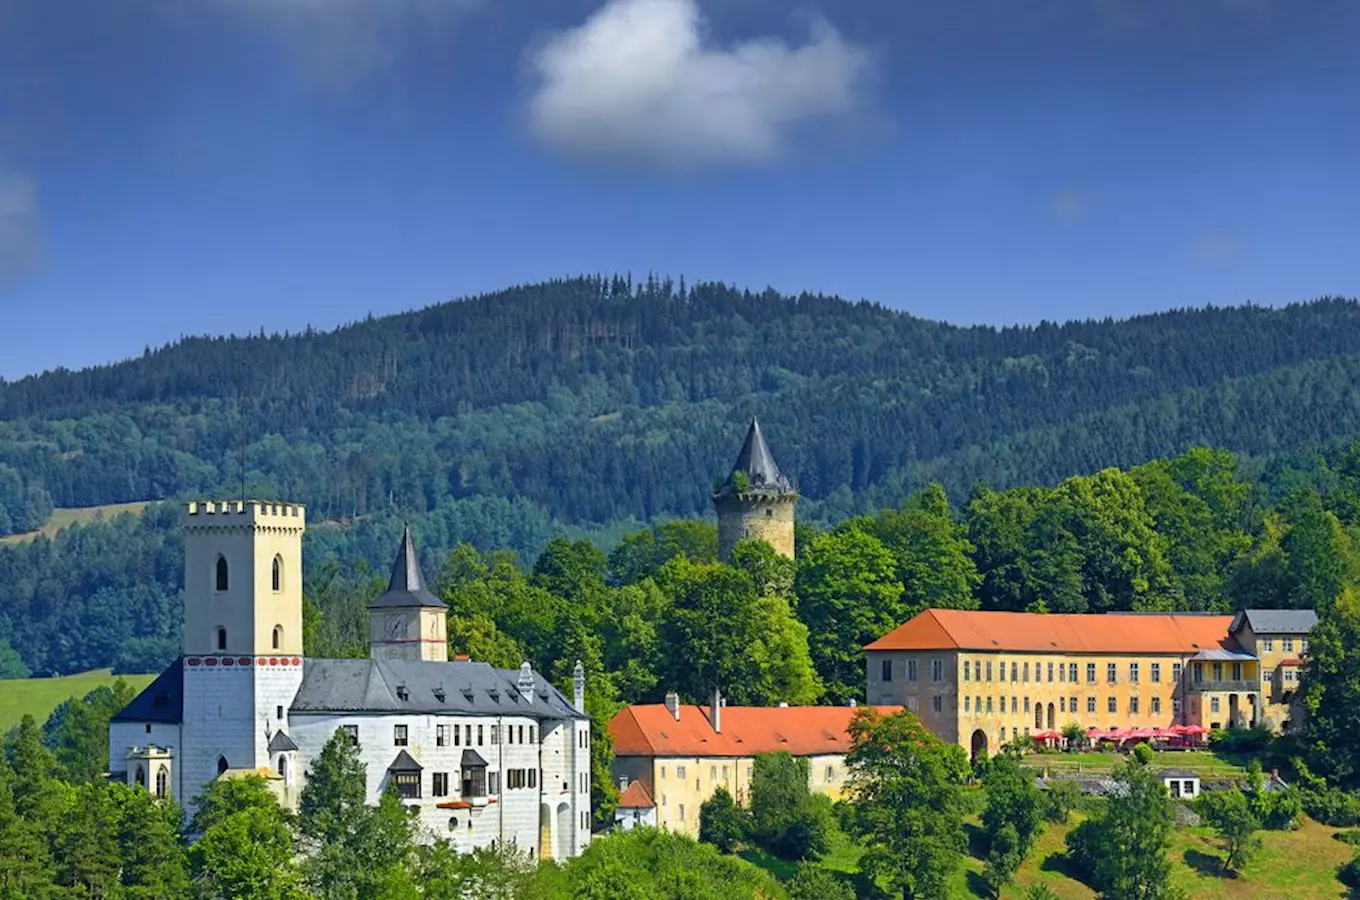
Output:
[{"xmin": 0, "ymin": 0, "xmax": 1356, "ymax": 380}]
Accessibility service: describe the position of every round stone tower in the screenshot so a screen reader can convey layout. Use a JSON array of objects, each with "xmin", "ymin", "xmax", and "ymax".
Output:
[{"xmin": 712, "ymin": 418, "xmax": 798, "ymax": 561}]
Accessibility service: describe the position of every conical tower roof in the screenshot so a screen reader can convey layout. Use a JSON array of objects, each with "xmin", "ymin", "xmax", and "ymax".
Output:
[
  {"xmin": 723, "ymin": 418, "xmax": 794, "ymax": 494},
  {"xmin": 368, "ymin": 525, "xmax": 447, "ymax": 609}
]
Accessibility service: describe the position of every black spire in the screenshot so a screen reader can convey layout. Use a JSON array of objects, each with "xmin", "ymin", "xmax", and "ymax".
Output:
[
  {"xmin": 368, "ymin": 525, "xmax": 447, "ymax": 609},
  {"xmin": 725, "ymin": 418, "xmax": 792, "ymax": 493}
]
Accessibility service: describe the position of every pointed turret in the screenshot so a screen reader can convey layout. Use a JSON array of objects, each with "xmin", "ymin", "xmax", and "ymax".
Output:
[
  {"xmin": 712, "ymin": 419, "xmax": 798, "ymax": 561},
  {"xmin": 368, "ymin": 526, "xmax": 449, "ymax": 661}
]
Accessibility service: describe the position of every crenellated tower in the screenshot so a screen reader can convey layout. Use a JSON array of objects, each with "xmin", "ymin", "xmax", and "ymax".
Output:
[
  {"xmin": 712, "ymin": 418, "xmax": 798, "ymax": 561},
  {"xmin": 180, "ymin": 500, "xmax": 306, "ymax": 803}
]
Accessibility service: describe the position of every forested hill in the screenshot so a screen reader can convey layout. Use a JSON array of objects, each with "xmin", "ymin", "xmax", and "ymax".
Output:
[{"xmin": 3, "ymin": 277, "xmax": 1360, "ymax": 536}]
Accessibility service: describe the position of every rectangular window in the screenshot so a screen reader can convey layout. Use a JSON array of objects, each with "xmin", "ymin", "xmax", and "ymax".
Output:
[
  {"xmin": 1060, "ymin": 697, "xmax": 1066, "ymax": 712},
  {"xmin": 1011, "ymin": 696, "xmax": 1018, "ymax": 713},
  {"xmin": 519, "ymin": 725, "xmax": 525, "ymax": 744},
  {"xmin": 677, "ymin": 766, "xmax": 686, "ymax": 780},
  {"xmin": 1129, "ymin": 662, "xmax": 1140, "ymax": 683},
  {"xmin": 1107, "ymin": 696, "xmax": 1117, "ymax": 713},
  {"xmin": 1047, "ymin": 662, "xmax": 1054, "ymax": 682},
  {"xmin": 710, "ymin": 766, "xmax": 716, "ymax": 782},
  {"xmin": 1151, "ymin": 663, "xmax": 1161, "ymax": 683},
  {"xmin": 530, "ymin": 769, "xmax": 537, "ymax": 788},
  {"xmin": 963, "ymin": 661, "xmax": 971, "ymax": 681},
  {"xmin": 932, "ymin": 695, "xmax": 943, "ymax": 713},
  {"xmin": 489, "ymin": 771, "xmax": 500, "ymax": 794},
  {"xmin": 1285, "ymin": 669, "xmax": 1296, "ymax": 683},
  {"xmin": 342, "ymin": 725, "xmax": 359, "ymax": 746},
  {"xmin": 1069, "ymin": 696, "xmax": 1076, "ymax": 714},
  {"xmin": 1024, "ymin": 697, "xmax": 1031, "ymax": 712},
  {"xmin": 1130, "ymin": 696, "xmax": 1140, "ymax": 714},
  {"xmin": 1172, "ymin": 697, "xmax": 1182, "ymax": 716},
  {"xmin": 394, "ymin": 724, "xmax": 408, "ymax": 746},
  {"xmin": 1107, "ymin": 663, "xmax": 1117, "ymax": 683},
  {"xmin": 1211, "ymin": 697, "xmax": 1221, "ymax": 714},
  {"xmin": 678, "ymin": 804, "xmax": 685, "ymax": 822},
  {"xmin": 1232, "ymin": 662, "xmax": 1243, "ymax": 681},
  {"xmin": 437, "ymin": 724, "xmax": 450, "ymax": 747},
  {"xmin": 1151, "ymin": 696, "xmax": 1161, "ymax": 715},
  {"xmin": 932, "ymin": 659, "xmax": 943, "ymax": 682},
  {"xmin": 986, "ymin": 661, "xmax": 993, "ymax": 681},
  {"xmin": 1283, "ymin": 638, "xmax": 1295, "ymax": 652},
  {"xmin": 976, "ymin": 695, "xmax": 982, "ymax": 714},
  {"xmin": 986, "ymin": 696, "xmax": 994, "ymax": 713},
  {"xmin": 433, "ymin": 773, "xmax": 449, "ymax": 797},
  {"xmin": 1069, "ymin": 663, "xmax": 1078, "ymax": 683},
  {"xmin": 529, "ymin": 726, "xmax": 536, "ymax": 743},
  {"xmin": 477, "ymin": 725, "xmax": 484, "ymax": 746},
  {"xmin": 1264, "ymin": 668, "xmax": 1274, "ymax": 684},
  {"xmin": 491, "ymin": 725, "xmax": 500, "ymax": 745},
  {"xmin": 1087, "ymin": 696, "xmax": 1096, "ymax": 713},
  {"xmin": 1302, "ymin": 639, "xmax": 1309, "ymax": 653},
  {"xmin": 1212, "ymin": 662, "xmax": 1223, "ymax": 681},
  {"xmin": 465, "ymin": 725, "xmax": 472, "ymax": 746},
  {"xmin": 393, "ymin": 772, "xmax": 420, "ymax": 799},
  {"xmin": 1261, "ymin": 638, "xmax": 1274, "ymax": 652},
  {"xmin": 907, "ymin": 659, "xmax": 918, "ymax": 682},
  {"xmin": 1059, "ymin": 662, "xmax": 1065, "ymax": 683},
  {"xmin": 1011, "ymin": 662, "xmax": 1018, "ymax": 683},
  {"xmin": 1172, "ymin": 662, "xmax": 1183, "ymax": 683},
  {"xmin": 1086, "ymin": 663, "xmax": 1096, "ymax": 683},
  {"xmin": 881, "ymin": 659, "xmax": 893, "ymax": 682},
  {"xmin": 906, "ymin": 696, "xmax": 920, "ymax": 712},
  {"xmin": 965, "ymin": 696, "xmax": 971, "ymax": 712},
  {"xmin": 1023, "ymin": 662, "xmax": 1030, "ymax": 682}
]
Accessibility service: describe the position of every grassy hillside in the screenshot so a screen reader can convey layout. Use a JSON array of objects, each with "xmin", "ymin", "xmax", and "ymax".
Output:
[
  {"xmin": 0, "ymin": 501, "xmax": 149, "ymax": 545},
  {"xmin": 0, "ymin": 668, "xmax": 156, "ymax": 731}
]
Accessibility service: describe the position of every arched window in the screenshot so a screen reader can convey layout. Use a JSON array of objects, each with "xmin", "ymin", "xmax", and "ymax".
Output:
[
  {"xmin": 155, "ymin": 766, "xmax": 168, "ymax": 798},
  {"xmin": 217, "ymin": 756, "xmax": 229, "ymax": 776},
  {"xmin": 215, "ymin": 556, "xmax": 229, "ymax": 592},
  {"xmin": 272, "ymin": 555, "xmax": 283, "ymax": 592},
  {"xmin": 272, "ymin": 624, "xmax": 283, "ymax": 650},
  {"xmin": 135, "ymin": 765, "xmax": 146, "ymax": 788},
  {"xmin": 216, "ymin": 627, "xmax": 227, "ymax": 652}
]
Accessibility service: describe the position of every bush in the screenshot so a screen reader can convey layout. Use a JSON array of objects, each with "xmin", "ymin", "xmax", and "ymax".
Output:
[
  {"xmin": 1132, "ymin": 743, "xmax": 1154, "ymax": 766},
  {"xmin": 698, "ymin": 787, "xmax": 750, "ymax": 854},
  {"xmin": 786, "ymin": 863, "xmax": 855, "ymax": 900},
  {"xmin": 1208, "ymin": 726, "xmax": 1271, "ymax": 754},
  {"xmin": 749, "ymin": 753, "xmax": 832, "ymax": 860},
  {"xmin": 1043, "ymin": 779, "xmax": 1082, "ymax": 824},
  {"xmin": 1334, "ymin": 830, "xmax": 1360, "ymax": 847},
  {"xmin": 1300, "ymin": 787, "xmax": 1360, "ymax": 827},
  {"xmin": 1340, "ymin": 854, "xmax": 1360, "ymax": 890}
]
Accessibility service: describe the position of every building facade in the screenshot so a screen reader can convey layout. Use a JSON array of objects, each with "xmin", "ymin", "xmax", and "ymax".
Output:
[
  {"xmin": 608, "ymin": 690, "xmax": 896, "ymax": 836},
  {"xmin": 712, "ymin": 419, "xmax": 798, "ymax": 561},
  {"xmin": 864, "ymin": 608, "xmax": 1314, "ymax": 758},
  {"xmin": 109, "ymin": 501, "xmax": 591, "ymax": 859}
]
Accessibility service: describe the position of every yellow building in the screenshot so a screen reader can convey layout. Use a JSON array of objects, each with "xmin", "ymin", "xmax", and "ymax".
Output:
[
  {"xmin": 608, "ymin": 691, "xmax": 896, "ymax": 836},
  {"xmin": 864, "ymin": 608, "xmax": 1313, "ymax": 759}
]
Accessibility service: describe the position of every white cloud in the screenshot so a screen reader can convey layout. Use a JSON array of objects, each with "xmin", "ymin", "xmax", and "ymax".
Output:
[
  {"xmin": 526, "ymin": 0, "xmax": 875, "ymax": 168},
  {"xmin": 0, "ymin": 169, "xmax": 40, "ymax": 285}
]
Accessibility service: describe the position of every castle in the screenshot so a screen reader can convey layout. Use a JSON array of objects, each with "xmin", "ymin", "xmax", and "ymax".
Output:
[
  {"xmin": 107, "ymin": 419, "xmax": 792, "ymax": 854},
  {"xmin": 108, "ymin": 503, "xmax": 593, "ymax": 859}
]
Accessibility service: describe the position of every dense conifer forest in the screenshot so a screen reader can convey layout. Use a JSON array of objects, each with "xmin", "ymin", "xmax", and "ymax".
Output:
[{"xmin": 5, "ymin": 278, "xmax": 1360, "ymax": 683}]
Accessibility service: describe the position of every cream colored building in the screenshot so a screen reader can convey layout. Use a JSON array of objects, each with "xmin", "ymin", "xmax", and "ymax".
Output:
[
  {"xmin": 865, "ymin": 609, "xmax": 1313, "ymax": 759},
  {"xmin": 608, "ymin": 692, "xmax": 895, "ymax": 836}
]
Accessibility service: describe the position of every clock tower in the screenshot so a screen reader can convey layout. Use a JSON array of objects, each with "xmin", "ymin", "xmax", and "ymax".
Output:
[{"xmin": 367, "ymin": 526, "xmax": 448, "ymax": 662}]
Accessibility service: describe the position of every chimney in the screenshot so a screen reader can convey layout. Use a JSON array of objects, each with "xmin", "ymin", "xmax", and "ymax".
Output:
[
  {"xmin": 573, "ymin": 660, "xmax": 586, "ymax": 715},
  {"xmin": 518, "ymin": 662, "xmax": 535, "ymax": 703},
  {"xmin": 848, "ymin": 698, "xmax": 857, "ymax": 707},
  {"xmin": 708, "ymin": 687, "xmax": 722, "ymax": 733},
  {"xmin": 777, "ymin": 701, "xmax": 789, "ymax": 708},
  {"xmin": 454, "ymin": 654, "xmax": 470, "ymax": 662},
  {"xmin": 618, "ymin": 776, "xmax": 629, "ymax": 792},
  {"xmin": 664, "ymin": 692, "xmax": 681, "ymax": 721}
]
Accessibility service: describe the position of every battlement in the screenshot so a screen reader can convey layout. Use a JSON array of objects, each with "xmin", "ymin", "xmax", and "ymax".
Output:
[
  {"xmin": 183, "ymin": 500, "xmax": 306, "ymax": 529},
  {"xmin": 127, "ymin": 744, "xmax": 174, "ymax": 757}
]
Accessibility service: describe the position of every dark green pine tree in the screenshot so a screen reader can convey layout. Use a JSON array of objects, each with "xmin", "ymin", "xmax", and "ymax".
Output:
[
  {"xmin": 298, "ymin": 728, "xmax": 369, "ymax": 846},
  {"xmin": 0, "ymin": 757, "xmax": 56, "ymax": 900},
  {"xmin": 114, "ymin": 784, "xmax": 189, "ymax": 900},
  {"xmin": 54, "ymin": 782, "xmax": 122, "ymax": 899}
]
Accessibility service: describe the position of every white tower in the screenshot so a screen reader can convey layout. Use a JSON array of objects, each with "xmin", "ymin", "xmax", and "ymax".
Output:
[{"xmin": 179, "ymin": 501, "xmax": 306, "ymax": 805}]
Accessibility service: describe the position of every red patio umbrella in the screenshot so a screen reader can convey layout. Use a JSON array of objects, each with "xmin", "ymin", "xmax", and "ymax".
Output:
[{"xmin": 1034, "ymin": 730, "xmax": 1062, "ymax": 741}]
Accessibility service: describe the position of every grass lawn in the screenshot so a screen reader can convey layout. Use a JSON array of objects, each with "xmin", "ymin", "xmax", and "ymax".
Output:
[
  {"xmin": 953, "ymin": 814, "xmax": 1351, "ymax": 899},
  {"xmin": 0, "ymin": 669, "xmax": 155, "ymax": 731},
  {"xmin": 0, "ymin": 501, "xmax": 150, "ymax": 545},
  {"xmin": 1022, "ymin": 749, "xmax": 1248, "ymax": 779}
]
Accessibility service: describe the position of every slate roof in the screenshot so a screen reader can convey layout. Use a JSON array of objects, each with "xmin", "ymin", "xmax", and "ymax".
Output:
[
  {"xmin": 866, "ymin": 609, "xmax": 1238, "ymax": 655},
  {"xmin": 1230, "ymin": 609, "xmax": 1318, "ymax": 636},
  {"xmin": 289, "ymin": 658, "xmax": 585, "ymax": 720},
  {"xmin": 267, "ymin": 730, "xmax": 299, "ymax": 753},
  {"xmin": 110, "ymin": 658, "xmax": 184, "ymax": 724},
  {"xmin": 610, "ymin": 704, "xmax": 900, "ymax": 758},
  {"xmin": 461, "ymin": 749, "xmax": 489, "ymax": 768},
  {"xmin": 1156, "ymin": 768, "xmax": 1199, "ymax": 779},
  {"xmin": 388, "ymin": 749, "xmax": 423, "ymax": 772},
  {"xmin": 722, "ymin": 419, "xmax": 794, "ymax": 494},
  {"xmin": 368, "ymin": 526, "xmax": 447, "ymax": 610}
]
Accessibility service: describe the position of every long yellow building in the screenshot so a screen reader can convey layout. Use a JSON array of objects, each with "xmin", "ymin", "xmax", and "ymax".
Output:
[{"xmin": 863, "ymin": 608, "xmax": 1315, "ymax": 758}]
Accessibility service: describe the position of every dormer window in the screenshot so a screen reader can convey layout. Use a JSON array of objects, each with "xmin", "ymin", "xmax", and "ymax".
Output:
[
  {"xmin": 460, "ymin": 749, "xmax": 489, "ymax": 800},
  {"xmin": 215, "ymin": 556, "xmax": 229, "ymax": 592}
]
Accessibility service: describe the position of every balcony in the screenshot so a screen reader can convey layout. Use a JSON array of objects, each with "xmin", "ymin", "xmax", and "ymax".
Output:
[{"xmin": 1187, "ymin": 680, "xmax": 1258, "ymax": 694}]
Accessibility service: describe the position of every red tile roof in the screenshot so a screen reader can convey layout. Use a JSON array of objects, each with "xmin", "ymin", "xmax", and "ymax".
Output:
[
  {"xmin": 616, "ymin": 780, "xmax": 655, "ymax": 808},
  {"xmin": 610, "ymin": 704, "xmax": 900, "ymax": 758},
  {"xmin": 864, "ymin": 609, "xmax": 1238, "ymax": 655}
]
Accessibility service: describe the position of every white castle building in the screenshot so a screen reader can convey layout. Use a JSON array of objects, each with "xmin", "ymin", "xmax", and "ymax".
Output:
[{"xmin": 109, "ymin": 501, "xmax": 592, "ymax": 860}]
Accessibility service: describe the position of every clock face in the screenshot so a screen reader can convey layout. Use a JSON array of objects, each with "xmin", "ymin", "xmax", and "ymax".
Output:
[{"xmin": 385, "ymin": 614, "xmax": 407, "ymax": 639}]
